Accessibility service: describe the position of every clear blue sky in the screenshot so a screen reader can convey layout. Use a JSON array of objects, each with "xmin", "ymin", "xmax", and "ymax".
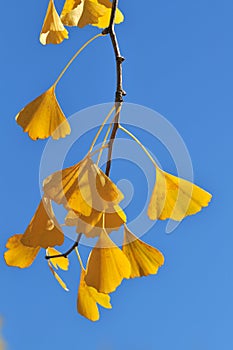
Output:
[{"xmin": 1, "ymin": 0, "xmax": 232, "ymax": 349}]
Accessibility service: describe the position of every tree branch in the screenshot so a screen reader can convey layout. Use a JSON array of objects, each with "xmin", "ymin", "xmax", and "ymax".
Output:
[
  {"xmin": 46, "ymin": 1, "xmax": 125, "ymax": 259},
  {"xmin": 103, "ymin": 0, "xmax": 126, "ymax": 176},
  {"xmin": 45, "ymin": 233, "xmax": 82, "ymax": 260}
]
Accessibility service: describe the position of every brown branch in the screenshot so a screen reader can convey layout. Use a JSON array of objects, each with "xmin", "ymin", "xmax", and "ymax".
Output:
[
  {"xmin": 45, "ymin": 233, "xmax": 82, "ymax": 260},
  {"xmin": 103, "ymin": 0, "xmax": 126, "ymax": 176},
  {"xmin": 46, "ymin": 1, "xmax": 125, "ymax": 259}
]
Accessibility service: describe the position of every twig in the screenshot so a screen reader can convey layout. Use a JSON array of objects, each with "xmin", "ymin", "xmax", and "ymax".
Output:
[
  {"xmin": 46, "ymin": 1, "xmax": 125, "ymax": 259},
  {"xmin": 103, "ymin": 0, "xmax": 126, "ymax": 176},
  {"xmin": 45, "ymin": 233, "xmax": 82, "ymax": 260}
]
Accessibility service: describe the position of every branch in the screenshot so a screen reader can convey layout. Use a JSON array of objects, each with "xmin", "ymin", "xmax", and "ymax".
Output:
[
  {"xmin": 45, "ymin": 233, "xmax": 82, "ymax": 260},
  {"xmin": 103, "ymin": 0, "xmax": 126, "ymax": 176},
  {"xmin": 46, "ymin": 1, "xmax": 125, "ymax": 259}
]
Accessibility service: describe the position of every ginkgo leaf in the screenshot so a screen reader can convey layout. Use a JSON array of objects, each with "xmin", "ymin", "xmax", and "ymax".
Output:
[
  {"xmin": 148, "ymin": 167, "xmax": 212, "ymax": 221},
  {"xmin": 43, "ymin": 157, "xmax": 124, "ymax": 216},
  {"xmin": 48, "ymin": 260, "xmax": 69, "ymax": 291},
  {"xmin": 60, "ymin": 0, "xmax": 84, "ymax": 27},
  {"xmin": 40, "ymin": 0, "xmax": 69, "ymax": 45},
  {"xmin": 122, "ymin": 226, "xmax": 164, "ymax": 278},
  {"xmin": 93, "ymin": 0, "xmax": 124, "ymax": 28},
  {"xmin": 46, "ymin": 247, "xmax": 69, "ymax": 270},
  {"xmin": 61, "ymin": 0, "xmax": 105, "ymax": 27},
  {"xmin": 21, "ymin": 197, "xmax": 64, "ymax": 249},
  {"xmin": 4, "ymin": 234, "xmax": 40, "ymax": 268},
  {"xmin": 85, "ymin": 230, "xmax": 131, "ymax": 293},
  {"xmin": 16, "ymin": 85, "xmax": 71, "ymax": 140},
  {"xmin": 61, "ymin": 0, "xmax": 123, "ymax": 28},
  {"xmin": 78, "ymin": 269, "xmax": 112, "ymax": 321},
  {"xmin": 47, "ymin": 248, "xmax": 69, "ymax": 291},
  {"xmin": 65, "ymin": 204, "xmax": 126, "ymax": 237}
]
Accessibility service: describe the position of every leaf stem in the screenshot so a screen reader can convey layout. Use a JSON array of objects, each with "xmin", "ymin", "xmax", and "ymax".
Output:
[
  {"xmin": 54, "ymin": 33, "xmax": 103, "ymax": 86},
  {"xmin": 89, "ymin": 144, "xmax": 109, "ymax": 158},
  {"xmin": 75, "ymin": 247, "xmax": 84, "ymax": 270},
  {"xmin": 88, "ymin": 105, "xmax": 115, "ymax": 153},
  {"xmin": 96, "ymin": 117, "xmax": 114, "ymax": 166},
  {"xmin": 119, "ymin": 124, "xmax": 159, "ymax": 169}
]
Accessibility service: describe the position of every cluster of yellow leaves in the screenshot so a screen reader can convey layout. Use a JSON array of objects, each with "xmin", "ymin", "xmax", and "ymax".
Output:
[
  {"xmin": 4, "ymin": 151, "xmax": 212, "ymax": 321},
  {"xmin": 74, "ymin": 224, "xmax": 165, "ymax": 320},
  {"xmin": 42, "ymin": 156, "xmax": 165, "ymax": 284},
  {"xmin": 8, "ymin": 0, "xmax": 213, "ymax": 324},
  {"xmin": 4, "ymin": 156, "xmax": 166, "ymax": 321},
  {"xmin": 40, "ymin": 0, "xmax": 124, "ymax": 45},
  {"xmin": 65, "ymin": 203, "xmax": 126, "ymax": 237},
  {"xmin": 43, "ymin": 157, "xmax": 124, "ymax": 215}
]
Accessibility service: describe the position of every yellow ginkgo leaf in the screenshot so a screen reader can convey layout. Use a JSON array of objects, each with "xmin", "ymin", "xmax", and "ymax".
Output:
[
  {"xmin": 60, "ymin": 0, "xmax": 84, "ymax": 27},
  {"xmin": 148, "ymin": 168, "xmax": 212, "ymax": 221},
  {"xmin": 40, "ymin": 0, "xmax": 69, "ymax": 45},
  {"xmin": 46, "ymin": 247, "xmax": 69, "ymax": 270},
  {"xmin": 65, "ymin": 204, "xmax": 126, "ymax": 237},
  {"xmin": 78, "ymin": 269, "xmax": 112, "ymax": 321},
  {"xmin": 85, "ymin": 230, "xmax": 131, "ymax": 293},
  {"xmin": 4, "ymin": 234, "xmax": 40, "ymax": 268},
  {"xmin": 48, "ymin": 260, "xmax": 69, "ymax": 291},
  {"xmin": 61, "ymin": 0, "xmax": 123, "ymax": 28},
  {"xmin": 122, "ymin": 226, "xmax": 164, "ymax": 278},
  {"xmin": 21, "ymin": 197, "xmax": 64, "ymax": 249},
  {"xmin": 16, "ymin": 85, "xmax": 71, "ymax": 140},
  {"xmin": 93, "ymin": 0, "xmax": 124, "ymax": 28},
  {"xmin": 43, "ymin": 157, "xmax": 124, "ymax": 216},
  {"xmin": 61, "ymin": 0, "xmax": 105, "ymax": 27}
]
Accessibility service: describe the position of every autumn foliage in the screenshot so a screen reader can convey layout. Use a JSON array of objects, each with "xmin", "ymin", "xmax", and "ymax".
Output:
[{"xmin": 5, "ymin": 0, "xmax": 212, "ymax": 322}]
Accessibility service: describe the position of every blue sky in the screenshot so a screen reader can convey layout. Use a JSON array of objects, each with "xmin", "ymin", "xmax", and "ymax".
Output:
[{"xmin": 1, "ymin": 0, "xmax": 233, "ymax": 349}]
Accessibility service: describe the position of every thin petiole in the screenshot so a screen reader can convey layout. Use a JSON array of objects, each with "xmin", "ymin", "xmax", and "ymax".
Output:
[
  {"xmin": 54, "ymin": 33, "xmax": 104, "ymax": 86},
  {"xmin": 89, "ymin": 144, "xmax": 109, "ymax": 158},
  {"xmin": 75, "ymin": 247, "xmax": 84, "ymax": 270},
  {"xmin": 119, "ymin": 124, "xmax": 158, "ymax": 169},
  {"xmin": 88, "ymin": 105, "xmax": 115, "ymax": 153},
  {"xmin": 96, "ymin": 116, "xmax": 115, "ymax": 166},
  {"xmin": 102, "ymin": 212, "xmax": 106, "ymax": 229}
]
